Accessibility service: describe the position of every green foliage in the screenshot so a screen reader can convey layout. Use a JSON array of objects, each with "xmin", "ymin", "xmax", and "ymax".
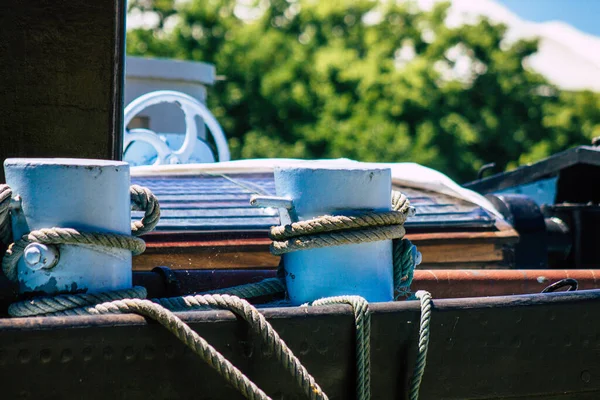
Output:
[{"xmin": 127, "ymin": 0, "xmax": 600, "ymax": 182}]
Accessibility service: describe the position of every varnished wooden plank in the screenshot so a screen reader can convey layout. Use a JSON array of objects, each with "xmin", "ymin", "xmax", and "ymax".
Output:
[
  {"xmin": 134, "ymin": 250, "xmax": 280, "ymax": 271},
  {"xmin": 134, "ymin": 240, "xmax": 507, "ymax": 270},
  {"xmin": 418, "ymin": 243, "xmax": 503, "ymax": 263}
]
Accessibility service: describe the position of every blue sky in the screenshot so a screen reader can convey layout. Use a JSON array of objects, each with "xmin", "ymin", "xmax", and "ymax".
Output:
[{"xmin": 498, "ymin": 0, "xmax": 600, "ymax": 36}]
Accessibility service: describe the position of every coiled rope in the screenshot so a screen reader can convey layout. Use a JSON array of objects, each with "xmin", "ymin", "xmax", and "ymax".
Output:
[
  {"xmin": 9, "ymin": 287, "xmax": 327, "ymax": 400},
  {"xmin": 270, "ymin": 191, "xmax": 411, "ymax": 255},
  {"xmin": 311, "ymin": 296, "xmax": 371, "ymax": 400},
  {"xmin": 0, "ymin": 183, "xmax": 432, "ymax": 400},
  {"xmin": 1, "ymin": 184, "xmax": 159, "ymax": 281},
  {"xmin": 267, "ymin": 190, "xmax": 431, "ymax": 400},
  {"xmin": 0, "ymin": 183, "xmax": 326, "ymax": 400}
]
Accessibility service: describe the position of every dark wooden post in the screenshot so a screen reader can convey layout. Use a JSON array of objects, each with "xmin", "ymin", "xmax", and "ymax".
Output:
[{"xmin": 0, "ymin": 0, "xmax": 126, "ymax": 182}]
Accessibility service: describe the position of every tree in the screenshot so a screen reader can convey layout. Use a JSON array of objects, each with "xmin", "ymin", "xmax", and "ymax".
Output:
[{"xmin": 126, "ymin": 0, "xmax": 600, "ymax": 182}]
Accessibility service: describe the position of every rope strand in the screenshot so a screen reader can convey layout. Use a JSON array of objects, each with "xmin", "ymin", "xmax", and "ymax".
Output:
[
  {"xmin": 1, "ymin": 182, "xmax": 431, "ymax": 400},
  {"xmin": 409, "ymin": 290, "xmax": 432, "ymax": 400},
  {"xmin": 311, "ymin": 296, "xmax": 371, "ymax": 400}
]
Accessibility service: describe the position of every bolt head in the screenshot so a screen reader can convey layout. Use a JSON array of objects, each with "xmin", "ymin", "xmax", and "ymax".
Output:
[
  {"xmin": 22, "ymin": 243, "xmax": 59, "ymax": 271},
  {"xmin": 24, "ymin": 246, "xmax": 42, "ymax": 265}
]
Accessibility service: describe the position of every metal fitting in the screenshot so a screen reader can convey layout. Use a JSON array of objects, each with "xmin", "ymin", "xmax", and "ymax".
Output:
[
  {"xmin": 23, "ymin": 243, "xmax": 60, "ymax": 271},
  {"xmin": 413, "ymin": 246, "xmax": 423, "ymax": 267},
  {"xmin": 250, "ymin": 195, "xmax": 298, "ymax": 222}
]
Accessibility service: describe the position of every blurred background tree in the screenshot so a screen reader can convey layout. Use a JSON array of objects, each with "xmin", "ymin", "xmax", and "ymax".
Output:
[{"xmin": 126, "ymin": 0, "xmax": 600, "ymax": 182}]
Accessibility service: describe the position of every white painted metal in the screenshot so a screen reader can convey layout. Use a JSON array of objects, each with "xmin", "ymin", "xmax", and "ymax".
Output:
[
  {"xmin": 125, "ymin": 56, "xmax": 214, "ymax": 134},
  {"xmin": 4, "ymin": 158, "xmax": 132, "ymax": 295},
  {"xmin": 274, "ymin": 163, "xmax": 394, "ymax": 305}
]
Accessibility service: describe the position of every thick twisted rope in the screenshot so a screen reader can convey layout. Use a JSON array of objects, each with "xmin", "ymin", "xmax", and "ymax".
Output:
[
  {"xmin": 266, "ymin": 189, "xmax": 426, "ymax": 400},
  {"xmin": 0, "ymin": 184, "xmax": 12, "ymax": 246},
  {"xmin": 202, "ymin": 277, "xmax": 286, "ymax": 298},
  {"xmin": 1, "ymin": 182, "xmax": 328, "ymax": 400},
  {"xmin": 2, "ymin": 228, "xmax": 146, "ymax": 281},
  {"xmin": 0, "ymin": 185, "xmax": 160, "ymax": 281},
  {"xmin": 130, "ymin": 184, "xmax": 161, "ymax": 235},
  {"xmin": 311, "ymin": 296, "xmax": 370, "ymax": 400},
  {"xmin": 270, "ymin": 191, "xmax": 411, "ymax": 255},
  {"xmin": 2, "ymin": 181, "xmax": 430, "ymax": 400},
  {"xmin": 409, "ymin": 290, "xmax": 432, "ymax": 400},
  {"xmin": 75, "ymin": 296, "xmax": 273, "ymax": 400},
  {"xmin": 9, "ymin": 288, "xmax": 326, "ymax": 400},
  {"xmin": 8, "ymin": 286, "xmax": 148, "ymax": 317},
  {"xmin": 394, "ymin": 239, "xmax": 419, "ymax": 299},
  {"xmin": 155, "ymin": 294, "xmax": 327, "ymax": 400}
]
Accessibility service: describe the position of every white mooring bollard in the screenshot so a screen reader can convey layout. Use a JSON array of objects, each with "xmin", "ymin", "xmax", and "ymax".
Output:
[
  {"xmin": 4, "ymin": 158, "xmax": 132, "ymax": 295},
  {"xmin": 273, "ymin": 164, "xmax": 394, "ymax": 305}
]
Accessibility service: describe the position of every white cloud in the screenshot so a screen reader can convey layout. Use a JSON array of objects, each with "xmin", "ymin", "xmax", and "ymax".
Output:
[{"xmin": 425, "ymin": 0, "xmax": 600, "ymax": 92}]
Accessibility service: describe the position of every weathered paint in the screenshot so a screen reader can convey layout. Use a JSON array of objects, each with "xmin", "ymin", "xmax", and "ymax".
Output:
[
  {"xmin": 274, "ymin": 164, "xmax": 394, "ymax": 305},
  {"xmin": 4, "ymin": 158, "xmax": 131, "ymax": 294}
]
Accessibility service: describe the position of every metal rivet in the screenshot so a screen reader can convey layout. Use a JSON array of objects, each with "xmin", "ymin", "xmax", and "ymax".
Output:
[
  {"xmin": 18, "ymin": 349, "xmax": 31, "ymax": 364},
  {"xmin": 39, "ymin": 349, "xmax": 52, "ymax": 364},
  {"xmin": 123, "ymin": 346, "xmax": 136, "ymax": 362},
  {"xmin": 60, "ymin": 349, "xmax": 73, "ymax": 363},
  {"xmin": 581, "ymin": 370, "xmax": 592, "ymax": 383},
  {"xmin": 164, "ymin": 345, "xmax": 175, "ymax": 359},
  {"xmin": 24, "ymin": 246, "xmax": 41, "ymax": 265},
  {"xmin": 316, "ymin": 341, "xmax": 329, "ymax": 355},
  {"xmin": 103, "ymin": 347, "xmax": 113, "ymax": 361},
  {"xmin": 82, "ymin": 347, "xmax": 93, "ymax": 362},
  {"xmin": 143, "ymin": 346, "xmax": 155, "ymax": 361}
]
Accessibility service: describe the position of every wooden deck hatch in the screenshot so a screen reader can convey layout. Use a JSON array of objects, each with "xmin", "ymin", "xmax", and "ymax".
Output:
[{"xmin": 131, "ymin": 172, "xmax": 518, "ymax": 271}]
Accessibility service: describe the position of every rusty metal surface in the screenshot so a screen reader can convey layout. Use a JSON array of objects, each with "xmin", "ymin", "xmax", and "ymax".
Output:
[
  {"xmin": 2, "ymin": 268, "xmax": 600, "ymax": 312},
  {"xmin": 2, "ymin": 268, "xmax": 600, "ymax": 310},
  {"xmin": 1, "ymin": 290, "xmax": 600, "ymax": 399},
  {"xmin": 412, "ymin": 269, "xmax": 600, "ymax": 298},
  {"xmin": 137, "ymin": 268, "xmax": 600, "ymax": 300}
]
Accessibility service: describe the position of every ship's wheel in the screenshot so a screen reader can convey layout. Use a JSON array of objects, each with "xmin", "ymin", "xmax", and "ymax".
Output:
[{"xmin": 123, "ymin": 90, "xmax": 230, "ymax": 165}]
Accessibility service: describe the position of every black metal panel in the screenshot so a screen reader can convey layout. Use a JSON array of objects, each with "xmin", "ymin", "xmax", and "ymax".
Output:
[
  {"xmin": 0, "ymin": 0, "xmax": 126, "ymax": 182},
  {"xmin": 486, "ymin": 194, "xmax": 548, "ymax": 268},
  {"xmin": 465, "ymin": 146, "xmax": 600, "ymax": 196},
  {"xmin": 132, "ymin": 174, "xmax": 497, "ymax": 233},
  {"xmin": 1, "ymin": 290, "xmax": 600, "ymax": 399},
  {"xmin": 543, "ymin": 204, "xmax": 600, "ymax": 269}
]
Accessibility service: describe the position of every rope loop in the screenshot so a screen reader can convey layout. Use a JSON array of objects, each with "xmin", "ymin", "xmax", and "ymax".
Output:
[
  {"xmin": 130, "ymin": 184, "xmax": 161, "ymax": 236},
  {"xmin": 2, "ymin": 228, "xmax": 146, "ymax": 282},
  {"xmin": 269, "ymin": 190, "xmax": 411, "ymax": 255},
  {"xmin": 311, "ymin": 296, "xmax": 371, "ymax": 400},
  {"xmin": 0, "ymin": 184, "xmax": 159, "ymax": 282},
  {"xmin": 1, "ymin": 181, "xmax": 432, "ymax": 400},
  {"xmin": 409, "ymin": 290, "xmax": 433, "ymax": 400},
  {"xmin": 0, "ymin": 184, "xmax": 12, "ymax": 246},
  {"xmin": 10, "ymin": 288, "xmax": 328, "ymax": 400}
]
